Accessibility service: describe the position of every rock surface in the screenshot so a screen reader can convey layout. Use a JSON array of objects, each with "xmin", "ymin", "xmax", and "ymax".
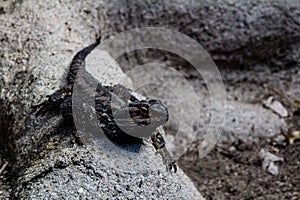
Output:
[
  {"xmin": 0, "ymin": 0, "xmax": 203, "ymax": 199},
  {"xmin": 99, "ymin": 0, "xmax": 300, "ymax": 69}
]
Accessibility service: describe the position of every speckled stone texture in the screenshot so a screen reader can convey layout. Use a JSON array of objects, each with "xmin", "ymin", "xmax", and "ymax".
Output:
[
  {"xmin": 0, "ymin": 0, "xmax": 203, "ymax": 199},
  {"xmin": 99, "ymin": 0, "xmax": 300, "ymax": 69}
]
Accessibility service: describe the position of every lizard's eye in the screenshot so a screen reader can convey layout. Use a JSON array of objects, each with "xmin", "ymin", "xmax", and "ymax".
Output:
[{"xmin": 140, "ymin": 105, "xmax": 148, "ymax": 114}]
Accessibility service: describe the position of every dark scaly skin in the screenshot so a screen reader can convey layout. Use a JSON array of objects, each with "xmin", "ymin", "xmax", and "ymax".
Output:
[
  {"xmin": 34, "ymin": 38, "xmax": 177, "ymax": 172},
  {"xmin": 67, "ymin": 37, "xmax": 102, "ymax": 84},
  {"xmin": 151, "ymin": 132, "xmax": 177, "ymax": 173},
  {"xmin": 32, "ymin": 38, "xmax": 101, "ymax": 115}
]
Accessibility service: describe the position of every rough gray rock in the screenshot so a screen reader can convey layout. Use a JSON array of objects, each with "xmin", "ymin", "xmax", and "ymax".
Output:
[
  {"xmin": 99, "ymin": 0, "xmax": 300, "ymax": 69},
  {"xmin": 0, "ymin": 0, "xmax": 203, "ymax": 199}
]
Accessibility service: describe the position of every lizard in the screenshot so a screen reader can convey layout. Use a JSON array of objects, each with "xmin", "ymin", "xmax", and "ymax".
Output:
[{"xmin": 34, "ymin": 37, "xmax": 177, "ymax": 173}]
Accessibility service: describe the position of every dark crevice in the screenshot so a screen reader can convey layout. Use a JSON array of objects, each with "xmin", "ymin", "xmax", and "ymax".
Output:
[
  {"xmin": 0, "ymin": 99, "xmax": 17, "ymax": 170},
  {"xmin": 0, "ymin": 99, "xmax": 17, "ymax": 199}
]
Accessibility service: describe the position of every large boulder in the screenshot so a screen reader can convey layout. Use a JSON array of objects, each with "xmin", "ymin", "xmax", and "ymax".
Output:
[{"xmin": 0, "ymin": 0, "xmax": 203, "ymax": 199}]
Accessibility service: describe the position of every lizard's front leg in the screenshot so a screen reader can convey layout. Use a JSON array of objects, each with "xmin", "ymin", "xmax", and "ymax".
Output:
[
  {"xmin": 32, "ymin": 84, "xmax": 73, "ymax": 115},
  {"xmin": 151, "ymin": 131, "xmax": 177, "ymax": 173}
]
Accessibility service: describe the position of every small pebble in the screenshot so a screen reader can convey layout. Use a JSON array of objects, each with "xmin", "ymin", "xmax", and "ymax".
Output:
[
  {"xmin": 77, "ymin": 187, "xmax": 84, "ymax": 194},
  {"xmin": 228, "ymin": 146, "xmax": 236, "ymax": 152}
]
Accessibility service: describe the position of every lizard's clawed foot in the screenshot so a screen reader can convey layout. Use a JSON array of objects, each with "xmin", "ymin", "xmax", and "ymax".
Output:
[
  {"xmin": 166, "ymin": 159, "xmax": 177, "ymax": 173},
  {"xmin": 151, "ymin": 131, "xmax": 177, "ymax": 173}
]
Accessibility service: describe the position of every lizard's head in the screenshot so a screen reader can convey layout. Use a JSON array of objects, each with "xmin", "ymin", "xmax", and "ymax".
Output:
[
  {"xmin": 113, "ymin": 99, "xmax": 169, "ymax": 138},
  {"xmin": 128, "ymin": 99, "xmax": 169, "ymax": 126}
]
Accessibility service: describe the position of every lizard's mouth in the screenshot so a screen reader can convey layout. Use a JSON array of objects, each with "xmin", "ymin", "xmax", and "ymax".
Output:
[
  {"xmin": 113, "ymin": 110, "xmax": 166, "ymax": 128},
  {"xmin": 129, "ymin": 109, "xmax": 167, "ymax": 127},
  {"xmin": 133, "ymin": 118, "xmax": 151, "ymax": 126},
  {"xmin": 114, "ymin": 115, "xmax": 151, "ymax": 127},
  {"xmin": 112, "ymin": 109, "xmax": 148, "ymax": 126},
  {"xmin": 112, "ymin": 100, "xmax": 168, "ymax": 130},
  {"xmin": 112, "ymin": 104, "xmax": 168, "ymax": 138}
]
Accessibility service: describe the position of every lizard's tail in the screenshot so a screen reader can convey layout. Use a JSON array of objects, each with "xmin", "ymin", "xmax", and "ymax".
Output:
[{"xmin": 67, "ymin": 37, "xmax": 102, "ymax": 84}]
